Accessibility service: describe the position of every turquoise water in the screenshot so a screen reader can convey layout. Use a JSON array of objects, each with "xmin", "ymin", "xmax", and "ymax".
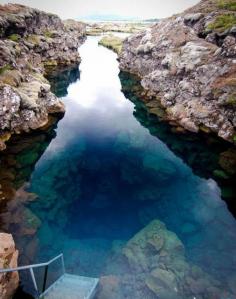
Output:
[{"xmin": 1, "ymin": 36, "xmax": 236, "ymax": 298}]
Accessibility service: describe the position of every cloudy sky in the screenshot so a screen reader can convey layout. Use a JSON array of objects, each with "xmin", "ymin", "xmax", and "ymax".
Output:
[{"xmin": 0, "ymin": 0, "xmax": 199, "ymax": 19}]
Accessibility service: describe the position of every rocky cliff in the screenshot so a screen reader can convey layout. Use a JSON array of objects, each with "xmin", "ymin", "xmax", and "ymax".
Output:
[
  {"xmin": 0, "ymin": 4, "xmax": 86, "ymax": 151},
  {"xmin": 0, "ymin": 233, "xmax": 19, "ymax": 299},
  {"xmin": 119, "ymin": 0, "xmax": 236, "ymax": 143}
]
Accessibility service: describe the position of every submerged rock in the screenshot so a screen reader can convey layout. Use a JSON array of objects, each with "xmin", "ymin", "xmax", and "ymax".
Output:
[
  {"xmin": 119, "ymin": 0, "xmax": 236, "ymax": 143},
  {"xmin": 119, "ymin": 219, "xmax": 235, "ymax": 299}
]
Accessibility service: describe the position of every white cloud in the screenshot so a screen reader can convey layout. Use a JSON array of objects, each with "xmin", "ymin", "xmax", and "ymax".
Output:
[{"xmin": 0, "ymin": 0, "xmax": 199, "ymax": 19}]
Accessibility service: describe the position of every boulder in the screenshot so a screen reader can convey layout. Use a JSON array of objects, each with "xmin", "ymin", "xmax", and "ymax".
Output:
[{"xmin": 0, "ymin": 233, "xmax": 19, "ymax": 299}]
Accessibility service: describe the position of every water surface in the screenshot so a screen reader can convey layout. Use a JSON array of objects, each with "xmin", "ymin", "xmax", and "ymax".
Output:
[{"xmin": 1, "ymin": 36, "xmax": 236, "ymax": 298}]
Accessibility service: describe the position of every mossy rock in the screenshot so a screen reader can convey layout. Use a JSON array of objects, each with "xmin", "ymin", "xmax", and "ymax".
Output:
[
  {"xmin": 219, "ymin": 148, "xmax": 236, "ymax": 175},
  {"xmin": 44, "ymin": 60, "xmax": 58, "ymax": 67},
  {"xmin": 0, "ymin": 69, "xmax": 22, "ymax": 87},
  {"xmin": 0, "ymin": 64, "xmax": 12, "ymax": 75},
  {"xmin": 98, "ymin": 35, "xmax": 123, "ymax": 54},
  {"xmin": 44, "ymin": 30, "xmax": 54, "ymax": 38},
  {"xmin": 208, "ymin": 14, "xmax": 236, "ymax": 32},
  {"xmin": 26, "ymin": 34, "xmax": 40, "ymax": 45},
  {"xmin": 8, "ymin": 34, "xmax": 21, "ymax": 42},
  {"xmin": 218, "ymin": 0, "xmax": 236, "ymax": 11},
  {"xmin": 213, "ymin": 169, "xmax": 229, "ymax": 179},
  {"xmin": 17, "ymin": 151, "xmax": 39, "ymax": 167},
  {"xmin": 225, "ymin": 94, "xmax": 236, "ymax": 107}
]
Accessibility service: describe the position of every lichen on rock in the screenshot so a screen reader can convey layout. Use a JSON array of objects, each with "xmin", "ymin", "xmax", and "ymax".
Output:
[
  {"xmin": 0, "ymin": 3, "xmax": 86, "ymax": 150},
  {"xmin": 119, "ymin": 0, "xmax": 236, "ymax": 143}
]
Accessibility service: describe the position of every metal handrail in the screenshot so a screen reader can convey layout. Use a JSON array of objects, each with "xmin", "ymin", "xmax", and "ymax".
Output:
[{"xmin": 0, "ymin": 253, "xmax": 65, "ymax": 298}]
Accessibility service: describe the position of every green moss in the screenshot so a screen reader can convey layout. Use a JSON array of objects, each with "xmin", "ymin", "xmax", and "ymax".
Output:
[
  {"xmin": 218, "ymin": 0, "xmax": 236, "ymax": 11},
  {"xmin": 8, "ymin": 34, "xmax": 21, "ymax": 42},
  {"xmin": 208, "ymin": 14, "xmax": 236, "ymax": 32},
  {"xmin": 213, "ymin": 169, "xmax": 229, "ymax": 179},
  {"xmin": 226, "ymin": 94, "xmax": 236, "ymax": 106},
  {"xmin": 27, "ymin": 34, "xmax": 40, "ymax": 45},
  {"xmin": 0, "ymin": 64, "xmax": 12, "ymax": 75},
  {"xmin": 98, "ymin": 35, "xmax": 123, "ymax": 54},
  {"xmin": 44, "ymin": 30, "xmax": 53, "ymax": 38},
  {"xmin": 44, "ymin": 60, "xmax": 58, "ymax": 67}
]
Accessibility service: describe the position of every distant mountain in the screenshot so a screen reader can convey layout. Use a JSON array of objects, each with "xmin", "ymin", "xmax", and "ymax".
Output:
[
  {"xmin": 77, "ymin": 14, "xmax": 141, "ymax": 22},
  {"xmin": 144, "ymin": 18, "xmax": 160, "ymax": 23}
]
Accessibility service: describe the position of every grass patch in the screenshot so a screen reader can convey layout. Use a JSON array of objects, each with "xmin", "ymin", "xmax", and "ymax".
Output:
[
  {"xmin": 44, "ymin": 30, "xmax": 54, "ymax": 38},
  {"xmin": 98, "ymin": 35, "xmax": 123, "ymax": 54},
  {"xmin": 208, "ymin": 14, "xmax": 236, "ymax": 32},
  {"xmin": 218, "ymin": 0, "xmax": 236, "ymax": 11},
  {"xmin": 8, "ymin": 34, "xmax": 21, "ymax": 42},
  {"xmin": 225, "ymin": 94, "xmax": 236, "ymax": 106},
  {"xmin": 0, "ymin": 64, "xmax": 12, "ymax": 75},
  {"xmin": 27, "ymin": 34, "xmax": 40, "ymax": 45}
]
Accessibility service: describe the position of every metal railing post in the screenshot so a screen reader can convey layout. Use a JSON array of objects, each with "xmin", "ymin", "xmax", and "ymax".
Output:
[
  {"xmin": 61, "ymin": 254, "xmax": 66, "ymax": 274},
  {"xmin": 42, "ymin": 265, "xmax": 49, "ymax": 293},
  {"xmin": 29, "ymin": 267, "xmax": 40, "ymax": 298}
]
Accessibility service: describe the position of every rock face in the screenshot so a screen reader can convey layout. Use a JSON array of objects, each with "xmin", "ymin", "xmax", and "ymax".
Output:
[
  {"xmin": 0, "ymin": 4, "xmax": 86, "ymax": 150},
  {"xmin": 119, "ymin": 0, "xmax": 236, "ymax": 143},
  {"xmin": 0, "ymin": 233, "xmax": 19, "ymax": 299}
]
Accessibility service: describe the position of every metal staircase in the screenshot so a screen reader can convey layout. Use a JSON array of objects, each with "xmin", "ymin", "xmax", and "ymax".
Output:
[{"xmin": 0, "ymin": 253, "xmax": 99, "ymax": 299}]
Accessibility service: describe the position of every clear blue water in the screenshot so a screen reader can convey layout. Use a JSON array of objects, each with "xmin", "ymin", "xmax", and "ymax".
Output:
[{"xmin": 1, "ymin": 36, "xmax": 236, "ymax": 298}]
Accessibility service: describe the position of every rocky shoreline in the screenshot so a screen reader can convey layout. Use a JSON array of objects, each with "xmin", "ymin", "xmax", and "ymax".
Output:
[
  {"xmin": 0, "ymin": 4, "xmax": 86, "ymax": 297},
  {"xmin": 0, "ymin": 4, "xmax": 86, "ymax": 151},
  {"xmin": 119, "ymin": 0, "xmax": 236, "ymax": 143}
]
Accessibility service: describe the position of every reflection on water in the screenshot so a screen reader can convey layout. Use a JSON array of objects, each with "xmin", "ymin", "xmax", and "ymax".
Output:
[
  {"xmin": 45, "ymin": 65, "xmax": 80, "ymax": 98},
  {"xmin": 1, "ymin": 36, "xmax": 236, "ymax": 298},
  {"xmin": 119, "ymin": 71, "xmax": 236, "ymax": 216}
]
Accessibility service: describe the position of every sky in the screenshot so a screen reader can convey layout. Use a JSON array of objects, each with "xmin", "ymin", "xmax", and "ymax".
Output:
[{"xmin": 0, "ymin": 0, "xmax": 199, "ymax": 20}]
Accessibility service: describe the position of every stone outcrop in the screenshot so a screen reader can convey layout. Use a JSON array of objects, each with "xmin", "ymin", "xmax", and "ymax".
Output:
[
  {"xmin": 123, "ymin": 220, "xmax": 231, "ymax": 298},
  {"xmin": 0, "ymin": 233, "xmax": 19, "ymax": 299},
  {"xmin": 0, "ymin": 4, "xmax": 86, "ymax": 150},
  {"xmin": 119, "ymin": 0, "xmax": 236, "ymax": 143}
]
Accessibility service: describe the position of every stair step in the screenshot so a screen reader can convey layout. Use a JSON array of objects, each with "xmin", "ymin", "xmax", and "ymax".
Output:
[{"xmin": 41, "ymin": 274, "xmax": 99, "ymax": 299}]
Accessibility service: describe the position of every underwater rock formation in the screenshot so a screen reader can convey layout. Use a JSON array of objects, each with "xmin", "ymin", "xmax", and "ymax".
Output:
[
  {"xmin": 0, "ymin": 233, "xmax": 19, "ymax": 299},
  {"xmin": 119, "ymin": 0, "xmax": 236, "ymax": 143},
  {"xmin": 98, "ymin": 219, "xmax": 236, "ymax": 299},
  {"xmin": 0, "ymin": 4, "xmax": 86, "ymax": 150}
]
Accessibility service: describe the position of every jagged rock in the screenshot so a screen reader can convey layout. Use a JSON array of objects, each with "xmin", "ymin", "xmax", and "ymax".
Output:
[
  {"xmin": 119, "ymin": 0, "xmax": 236, "ymax": 143},
  {"xmin": 0, "ymin": 233, "xmax": 19, "ymax": 299},
  {"xmin": 121, "ymin": 219, "xmax": 235, "ymax": 299},
  {"xmin": 0, "ymin": 4, "xmax": 86, "ymax": 150}
]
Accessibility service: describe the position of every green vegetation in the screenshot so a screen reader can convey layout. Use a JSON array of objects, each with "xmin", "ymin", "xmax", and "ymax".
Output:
[
  {"xmin": 98, "ymin": 35, "xmax": 123, "ymax": 54},
  {"xmin": 208, "ymin": 14, "xmax": 236, "ymax": 32},
  {"xmin": 44, "ymin": 60, "xmax": 58, "ymax": 68},
  {"xmin": 0, "ymin": 64, "xmax": 12, "ymax": 75},
  {"xmin": 27, "ymin": 34, "xmax": 40, "ymax": 45},
  {"xmin": 44, "ymin": 30, "xmax": 54, "ymax": 38},
  {"xmin": 8, "ymin": 34, "xmax": 21, "ymax": 42},
  {"xmin": 218, "ymin": 0, "xmax": 236, "ymax": 11},
  {"xmin": 226, "ymin": 94, "xmax": 236, "ymax": 106}
]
